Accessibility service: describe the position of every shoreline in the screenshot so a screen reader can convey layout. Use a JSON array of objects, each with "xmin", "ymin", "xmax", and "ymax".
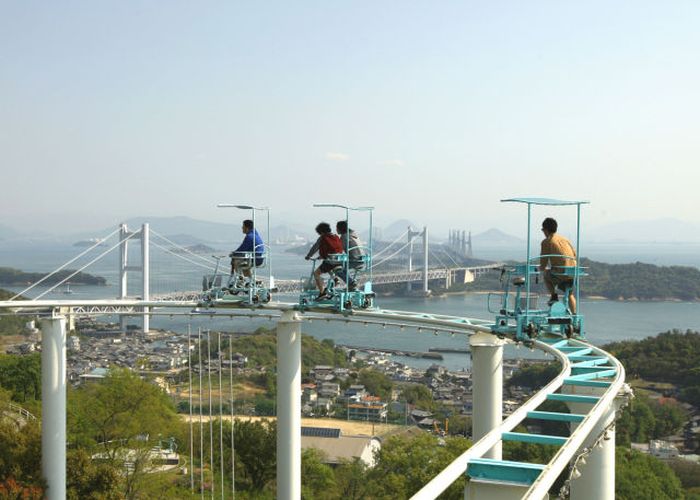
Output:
[{"xmin": 436, "ymin": 289, "xmax": 699, "ymax": 303}]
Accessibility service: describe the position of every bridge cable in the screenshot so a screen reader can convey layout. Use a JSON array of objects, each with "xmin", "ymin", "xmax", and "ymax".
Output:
[
  {"xmin": 430, "ymin": 251, "xmax": 448, "ymax": 269},
  {"xmin": 372, "ymin": 240, "xmax": 412, "ymax": 269},
  {"xmin": 10, "ymin": 227, "xmax": 121, "ymax": 300},
  {"xmin": 436, "ymin": 246, "xmax": 462, "ymax": 268},
  {"xmin": 33, "ymin": 231, "xmax": 138, "ymax": 300},
  {"xmin": 150, "ymin": 230, "xmax": 220, "ymax": 266},
  {"xmin": 149, "ymin": 240, "xmax": 219, "ymax": 272},
  {"xmin": 371, "ymin": 230, "xmax": 409, "ymax": 259}
]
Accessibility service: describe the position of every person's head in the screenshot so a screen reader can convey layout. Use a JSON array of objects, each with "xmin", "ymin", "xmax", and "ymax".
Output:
[
  {"xmin": 242, "ymin": 219, "xmax": 254, "ymax": 233},
  {"xmin": 336, "ymin": 220, "xmax": 348, "ymax": 234},
  {"xmin": 315, "ymin": 222, "xmax": 332, "ymax": 235},
  {"xmin": 542, "ymin": 217, "xmax": 558, "ymax": 236}
]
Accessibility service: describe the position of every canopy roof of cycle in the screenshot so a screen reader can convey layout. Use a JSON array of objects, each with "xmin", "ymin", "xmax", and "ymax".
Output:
[{"xmin": 501, "ymin": 197, "xmax": 589, "ymax": 206}]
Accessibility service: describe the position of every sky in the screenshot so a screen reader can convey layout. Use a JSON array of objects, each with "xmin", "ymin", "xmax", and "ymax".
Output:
[{"xmin": 2, "ymin": 1, "xmax": 699, "ymax": 236}]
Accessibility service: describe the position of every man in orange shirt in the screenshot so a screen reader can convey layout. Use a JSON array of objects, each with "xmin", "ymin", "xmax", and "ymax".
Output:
[{"xmin": 539, "ymin": 217, "xmax": 577, "ymax": 313}]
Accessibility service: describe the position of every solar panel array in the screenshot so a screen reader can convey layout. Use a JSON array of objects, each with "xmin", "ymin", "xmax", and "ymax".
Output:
[{"xmin": 301, "ymin": 427, "xmax": 341, "ymax": 438}]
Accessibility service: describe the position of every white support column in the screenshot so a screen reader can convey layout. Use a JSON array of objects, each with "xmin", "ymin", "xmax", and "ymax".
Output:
[
  {"xmin": 407, "ymin": 227, "xmax": 414, "ymax": 293},
  {"xmin": 276, "ymin": 310, "xmax": 302, "ymax": 500},
  {"xmin": 40, "ymin": 315, "xmax": 67, "ymax": 500},
  {"xmin": 141, "ymin": 223, "xmax": 150, "ymax": 333},
  {"xmin": 469, "ymin": 332, "xmax": 505, "ymax": 459},
  {"xmin": 565, "ymin": 385, "xmax": 629, "ymax": 500},
  {"xmin": 119, "ymin": 223, "xmax": 129, "ymax": 332},
  {"xmin": 422, "ymin": 226, "xmax": 429, "ymax": 295},
  {"xmin": 569, "ymin": 408, "xmax": 616, "ymax": 500}
]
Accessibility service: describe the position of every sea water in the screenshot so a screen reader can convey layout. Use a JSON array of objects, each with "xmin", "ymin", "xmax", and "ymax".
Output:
[{"xmin": 1, "ymin": 244, "xmax": 699, "ymax": 372}]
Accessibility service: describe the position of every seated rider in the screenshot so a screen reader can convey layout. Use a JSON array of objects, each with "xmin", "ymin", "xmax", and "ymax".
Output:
[
  {"xmin": 305, "ymin": 222, "xmax": 344, "ymax": 299},
  {"xmin": 539, "ymin": 217, "xmax": 577, "ymax": 313},
  {"xmin": 230, "ymin": 219, "xmax": 265, "ymax": 280},
  {"xmin": 336, "ymin": 220, "xmax": 365, "ymax": 291}
]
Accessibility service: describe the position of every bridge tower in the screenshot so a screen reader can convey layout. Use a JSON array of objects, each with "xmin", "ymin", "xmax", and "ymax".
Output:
[
  {"xmin": 406, "ymin": 227, "xmax": 420, "ymax": 292},
  {"xmin": 406, "ymin": 226, "xmax": 429, "ymax": 295},
  {"xmin": 118, "ymin": 223, "xmax": 150, "ymax": 333}
]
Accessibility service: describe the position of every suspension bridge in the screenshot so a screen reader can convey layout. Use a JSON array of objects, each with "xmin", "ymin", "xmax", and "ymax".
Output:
[{"xmin": 0, "ymin": 222, "xmax": 629, "ymax": 500}]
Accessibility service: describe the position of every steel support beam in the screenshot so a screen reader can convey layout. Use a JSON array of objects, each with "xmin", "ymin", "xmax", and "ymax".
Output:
[
  {"xmin": 40, "ymin": 315, "xmax": 67, "ymax": 500},
  {"xmin": 276, "ymin": 310, "xmax": 302, "ymax": 500}
]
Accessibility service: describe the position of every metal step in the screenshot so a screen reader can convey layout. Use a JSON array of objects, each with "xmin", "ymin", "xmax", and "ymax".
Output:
[
  {"xmin": 564, "ymin": 347, "xmax": 593, "ymax": 357},
  {"xmin": 570, "ymin": 357, "xmax": 610, "ymax": 368},
  {"xmin": 547, "ymin": 393, "xmax": 600, "ymax": 404},
  {"xmin": 571, "ymin": 366, "xmax": 617, "ymax": 377},
  {"xmin": 563, "ymin": 378, "xmax": 612, "ymax": 388},
  {"xmin": 502, "ymin": 431, "xmax": 568, "ymax": 446},
  {"xmin": 467, "ymin": 458, "xmax": 546, "ymax": 485},
  {"xmin": 526, "ymin": 410, "xmax": 585, "ymax": 423}
]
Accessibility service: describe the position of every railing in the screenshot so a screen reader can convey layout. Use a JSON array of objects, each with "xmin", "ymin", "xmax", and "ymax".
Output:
[{"xmin": 7, "ymin": 402, "xmax": 37, "ymax": 421}]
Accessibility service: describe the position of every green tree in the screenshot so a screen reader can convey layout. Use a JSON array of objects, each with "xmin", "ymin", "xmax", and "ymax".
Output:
[
  {"xmin": 231, "ymin": 419, "xmax": 276, "ymax": 492},
  {"xmin": 400, "ymin": 384, "xmax": 434, "ymax": 410},
  {"xmin": 0, "ymin": 289, "xmax": 29, "ymax": 336},
  {"xmin": 0, "ymin": 353, "xmax": 41, "ymax": 402},
  {"xmin": 300, "ymin": 448, "xmax": 337, "ymax": 499},
  {"xmin": 68, "ymin": 369, "xmax": 183, "ymax": 499},
  {"xmin": 358, "ymin": 369, "xmax": 393, "ymax": 401},
  {"xmin": 333, "ymin": 458, "xmax": 371, "ymax": 500},
  {"xmin": 66, "ymin": 449, "xmax": 120, "ymax": 500},
  {"xmin": 668, "ymin": 459, "xmax": 700, "ymax": 490},
  {"xmin": 616, "ymin": 447, "xmax": 683, "ymax": 500},
  {"xmin": 366, "ymin": 433, "xmax": 471, "ymax": 499},
  {"xmin": 0, "ymin": 418, "xmax": 43, "ymax": 493}
]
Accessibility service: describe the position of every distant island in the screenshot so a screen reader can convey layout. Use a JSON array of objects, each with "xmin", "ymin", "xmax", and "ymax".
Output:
[
  {"xmin": 171, "ymin": 244, "xmax": 217, "ymax": 255},
  {"xmin": 0, "ymin": 267, "xmax": 107, "ymax": 286}
]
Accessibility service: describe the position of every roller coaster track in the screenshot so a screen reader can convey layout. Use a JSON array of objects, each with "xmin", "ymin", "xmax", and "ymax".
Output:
[{"xmin": 0, "ymin": 298, "xmax": 627, "ymax": 499}]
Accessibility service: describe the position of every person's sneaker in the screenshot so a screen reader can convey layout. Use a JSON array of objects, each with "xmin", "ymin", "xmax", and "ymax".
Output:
[
  {"xmin": 317, "ymin": 290, "xmax": 331, "ymax": 300},
  {"xmin": 348, "ymin": 282, "xmax": 358, "ymax": 292}
]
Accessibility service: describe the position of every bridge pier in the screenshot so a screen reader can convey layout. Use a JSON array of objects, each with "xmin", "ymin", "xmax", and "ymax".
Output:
[
  {"xmin": 40, "ymin": 315, "xmax": 67, "ymax": 500},
  {"xmin": 276, "ymin": 311, "xmax": 302, "ymax": 500}
]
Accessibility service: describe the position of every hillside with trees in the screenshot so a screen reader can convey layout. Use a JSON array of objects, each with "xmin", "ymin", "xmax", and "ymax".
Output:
[
  {"xmin": 453, "ymin": 259, "xmax": 700, "ymax": 301},
  {"xmin": 0, "ymin": 289, "xmax": 28, "ymax": 337},
  {"xmin": 604, "ymin": 330, "xmax": 700, "ymax": 406},
  {"xmin": 0, "ymin": 267, "xmax": 106, "ymax": 286}
]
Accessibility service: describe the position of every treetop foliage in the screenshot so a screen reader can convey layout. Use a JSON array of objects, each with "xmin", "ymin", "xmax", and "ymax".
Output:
[{"xmin": 604, "ymin": 330, "xmax": 700, "ymax": 405}]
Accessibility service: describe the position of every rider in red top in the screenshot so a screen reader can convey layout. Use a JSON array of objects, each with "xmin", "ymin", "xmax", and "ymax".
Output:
[{"xmin": 305, "ymin": 222, "xmax": 344, "ymax": 298}]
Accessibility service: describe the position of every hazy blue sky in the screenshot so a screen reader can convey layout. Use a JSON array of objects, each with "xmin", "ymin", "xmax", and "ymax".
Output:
[{"xmin": 2, "ymin": 1, "xmax": 699, "ymax": 235}]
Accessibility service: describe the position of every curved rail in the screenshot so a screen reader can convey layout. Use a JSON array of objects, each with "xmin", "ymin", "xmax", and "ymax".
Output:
[{"xmin": 0, "ymin": 298, "xmax": 626, "ymax": 498}]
